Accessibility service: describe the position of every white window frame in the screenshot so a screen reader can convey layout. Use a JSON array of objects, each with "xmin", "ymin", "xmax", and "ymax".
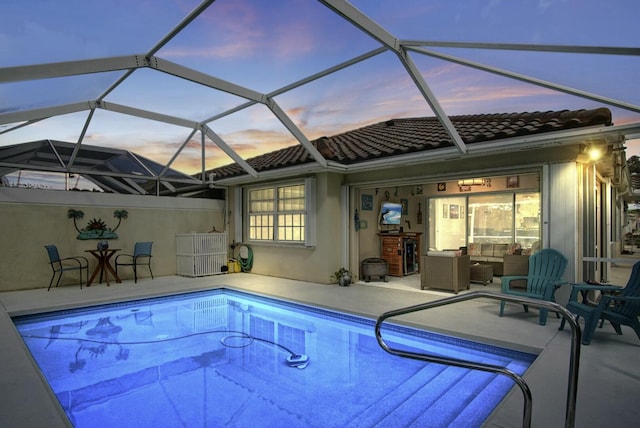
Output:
[{"xmin": 242, "ymin": 178, "xmax": 315, "ymax": 247}]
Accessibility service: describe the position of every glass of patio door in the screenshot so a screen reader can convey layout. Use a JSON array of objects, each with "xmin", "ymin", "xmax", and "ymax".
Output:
[
  {"xmin": 428, "ymin": 197, "xmax": 466, "ymax": 251},
  {"xmin": 468, "ymin": 194, "xmax": 513, "ymax": 244}
]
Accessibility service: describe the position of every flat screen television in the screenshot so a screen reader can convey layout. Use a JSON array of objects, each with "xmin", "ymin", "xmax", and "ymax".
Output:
[{"xmin": 379, "ymin": 202, "xmax": 402, "ymax": 225}]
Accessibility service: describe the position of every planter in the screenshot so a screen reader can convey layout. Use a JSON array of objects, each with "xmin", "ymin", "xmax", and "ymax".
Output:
[{"xmin": 338, "ymin": 273, "xmax": 352, "ymax": 287}]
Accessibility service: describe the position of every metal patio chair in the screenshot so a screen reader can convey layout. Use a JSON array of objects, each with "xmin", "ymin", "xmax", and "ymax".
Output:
[
  {"xmin": 44, "ymin": 244, "xmax": 89, "ymax": 291},
  {"xmin": 115, "ymin": 241, "xmax": 154, "ymax": 283},
  {"xmin": 499, "ymin": 248, "xmax": 568, "ymax": 325}
]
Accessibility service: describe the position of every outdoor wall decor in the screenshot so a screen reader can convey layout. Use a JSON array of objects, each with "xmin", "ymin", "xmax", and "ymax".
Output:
[
  {"xmin": 361, "ymin": 194, "xmax": 373, "ymax": 211},
  {"xmin": 67, "ymin": 209, "xmax": 128, "ymax": 240}
]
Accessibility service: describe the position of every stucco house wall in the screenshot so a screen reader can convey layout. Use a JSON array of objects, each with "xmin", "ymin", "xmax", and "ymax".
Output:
[
  {"xmin": 224, "ymin": 153, "xmax": 612, "ymax": 289},
  {"xmin": 0, "ymin": 151, "xmax": 619, "ymax": 292},
  {"xmin": 227, "ymin": 172, "xmax": 344, "ymax": 284},
  {"xmin": 0, "ymin": 188, "xmax": 225, "ymax": 291}
]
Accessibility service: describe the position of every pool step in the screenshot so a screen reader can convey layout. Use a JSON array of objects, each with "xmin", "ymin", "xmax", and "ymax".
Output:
[
  {"xmin": 448, "ymin": 361, "xmax": 526, "ymax": 426},
  {"xmin": 347, "ymin": 359, "xmax": 522, "ymax": 427},
  {"xmin": 345, "ymin": 363, "xmax": 451, "ymax": 427},
  {"xmin": 403, "ymin": 369, "xmax": 499, "ymax": 427}
]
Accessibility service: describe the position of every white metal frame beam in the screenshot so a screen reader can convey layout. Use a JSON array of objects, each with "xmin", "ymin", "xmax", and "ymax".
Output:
[
  {"xmin": 98, "ymin": 101, "xmax": 198, "ymax": 129},
  {"xmin": 0, "ymin": 101, "xmax": 94, "ymax": 125},
  {"xmin": 202, "ymin": 126, "xmax": 258, "ymax": 177},
  {"xmin": 0, "ymin": 56, "xmax": 144, "ymax": 83},
  {"xmin": 160, "ymin": 129, "xmax": 199, "ymax": 180},
  {"xmin": 67, "ymin": 109, "xmax": 96, "ymax": 171},
  {"xmin": 267, "ymin": 98, "xmax": 328, "ymax": 168},
  {"xmin": 151, "ymin": 58, "xmax": 266, "ymax": 103},
  {"xmin": 401, "ymin": 40, "xmax": 640, "ymax": 56},
  {"xmin": 1, "ymin": 0, "xmax": 640, "ymax": 193},
  {"xmin": 408, "ymin": 45, "xmax": 640, "ymax": 114},
  {"xmin": 318, "ymin": 0, "xmax": 468, "ymax": 154}
]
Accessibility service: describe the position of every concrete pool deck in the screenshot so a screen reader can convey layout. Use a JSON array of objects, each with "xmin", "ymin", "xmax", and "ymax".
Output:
[{"xmin": 1, "ymin": 272, "xmax": 638, "ymax": 427}]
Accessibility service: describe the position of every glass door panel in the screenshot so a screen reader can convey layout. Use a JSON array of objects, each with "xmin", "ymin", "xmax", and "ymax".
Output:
[
  {"xmin": 428, "ymin": 196, "xmax": 466, "ymax": 250},
  {"xmin": 468, "ymin": 194, "xmax": 513, "ymax": 244},
  {"xmin": 515, "ymin": 192, "xmax": 541, "ymax": 250}
]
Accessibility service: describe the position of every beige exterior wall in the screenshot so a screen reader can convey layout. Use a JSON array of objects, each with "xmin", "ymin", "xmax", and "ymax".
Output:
[
  {"xmin": 0, "ymin": 188, "xmax": 225, "ymax": 291},
  {"xmin": 227, "ymin": 172, "xmax": 344, "ymax": 284},
  {"xmin": 220, "ymin": 156, "xmax": 613, "ymax": 288},
  {"xmin": 0, "ymin": 146, "xmax": 620, "ymax": 291}
]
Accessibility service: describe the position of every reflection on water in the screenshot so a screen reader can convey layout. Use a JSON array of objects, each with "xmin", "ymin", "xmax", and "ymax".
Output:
[{"xmin": 14, "ymin": 289, "xmax": 535, "ymax": 428}]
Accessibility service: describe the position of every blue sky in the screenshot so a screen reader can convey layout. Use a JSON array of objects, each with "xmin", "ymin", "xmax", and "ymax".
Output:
[{"xmin": 1, "ymin": 0, "xmax": 639, "ymax": 179}]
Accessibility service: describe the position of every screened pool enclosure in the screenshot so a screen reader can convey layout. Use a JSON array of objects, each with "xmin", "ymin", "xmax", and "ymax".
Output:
[{"xmin": 1, "ymin": 0, "xmax": 639, "ymax": 192}]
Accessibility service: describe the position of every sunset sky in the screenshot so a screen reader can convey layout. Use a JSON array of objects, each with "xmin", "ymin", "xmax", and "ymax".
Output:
[{"xmin": 1, "ymin": 0, "xmax": 639, "ymax": 182}]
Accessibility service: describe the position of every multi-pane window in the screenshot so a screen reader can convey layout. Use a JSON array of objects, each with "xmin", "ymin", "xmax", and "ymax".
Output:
[
  {"xmin": 248, "ymin": 188, "xmax": 275, "ymax": 241},
  {"xmin": 248, "ymin": 183, "xmax": 306, "ymax": 243}
]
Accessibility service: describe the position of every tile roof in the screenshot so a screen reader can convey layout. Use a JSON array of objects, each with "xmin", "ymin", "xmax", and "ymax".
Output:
[{"xmin": 210, "ymin": 108, "xmax": 612, "ymax": 179}]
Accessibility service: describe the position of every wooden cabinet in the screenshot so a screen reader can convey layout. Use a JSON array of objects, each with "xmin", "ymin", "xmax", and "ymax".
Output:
[{"xmin": 379, "ymin": 233, "xmax": 421, "ymax": 277}]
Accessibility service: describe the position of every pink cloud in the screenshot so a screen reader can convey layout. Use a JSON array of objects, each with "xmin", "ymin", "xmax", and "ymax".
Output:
[{"xmin": 162, "ymin": 0, "xmax": 319, "ymax": 61}]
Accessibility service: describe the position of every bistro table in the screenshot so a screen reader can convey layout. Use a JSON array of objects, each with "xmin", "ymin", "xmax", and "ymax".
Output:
[{"xmin": 86, "ymin": 248, "xmax": 122, "ymax": 286}]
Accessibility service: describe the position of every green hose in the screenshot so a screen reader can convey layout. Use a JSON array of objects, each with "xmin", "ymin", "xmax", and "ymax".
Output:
[{"xmin": 238, "ymin": 246, "xmax": 253, "ymax": 272}]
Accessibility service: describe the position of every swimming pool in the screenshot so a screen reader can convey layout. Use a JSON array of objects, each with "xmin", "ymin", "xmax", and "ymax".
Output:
[{"xmin": 13, "ymin": 288, "xmax": 535, "ymax": 427}]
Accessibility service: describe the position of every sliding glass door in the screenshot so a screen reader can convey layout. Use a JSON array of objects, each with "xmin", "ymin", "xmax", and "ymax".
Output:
[
  {"xmin": 514, "ymin": 193, "xmax": 541, "ymax": 249},
  {"xmin": 468, "ymin": 194, "xmax": 513, "ymax": 244},
  {"xmin": 428, "ymin": 196, "xmax": 466, "ymax": 250},
  {"xmin": 428, "ymin": 192, "xmax": 540, "ymax": 251}
]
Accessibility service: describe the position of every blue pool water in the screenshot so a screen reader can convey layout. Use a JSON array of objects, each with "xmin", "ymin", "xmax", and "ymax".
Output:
[{"xmin": 13, "ymin": 289, "xmax": 535, "ymax": 427}]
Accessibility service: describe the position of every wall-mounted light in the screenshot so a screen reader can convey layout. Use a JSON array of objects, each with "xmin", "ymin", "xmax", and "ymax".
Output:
[
  {"xmin": 458, "ymin": 177, "xmax": 491, "ymax": 192},
  {"xmin": 587, "ymin": 145, "xmax": 602, "ymax": 162},
  {"xmin": 457, "ymin": 178, "xmax": 491, "ymax": 187},
  {"xmin": 579, "ymin": 143, "xmax": 610, "ymax": 163}
]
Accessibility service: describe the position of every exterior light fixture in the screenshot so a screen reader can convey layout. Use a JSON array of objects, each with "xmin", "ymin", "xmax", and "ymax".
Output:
[
  {"xmin": 578, "ymin": 143, "xmax": 607, "ymax": 164},
  {"xmin": 458, "ymin": 177, "xmax": 491, "ymax": 192},
  {"xmin": 587, "ymin": 145, "xmax": 602, "ymax": 162},
  {"xmin": 457, "ymin": 178, "xmax": 488, "ymax": 186}
]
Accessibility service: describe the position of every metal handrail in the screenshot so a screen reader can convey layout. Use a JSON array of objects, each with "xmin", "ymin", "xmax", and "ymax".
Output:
[{"xmin": 374, "ymin": 290, "xmax": 581, "ymax": 428}]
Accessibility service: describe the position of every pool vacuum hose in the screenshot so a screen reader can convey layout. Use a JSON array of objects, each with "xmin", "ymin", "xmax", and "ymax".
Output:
[
  {"xmin": 25, "ymin": 329, "xmax": 310, "ymax": 369},
  {"xmin": 220, "ymin": 333, "xmax": 310, "ymax": 369}
]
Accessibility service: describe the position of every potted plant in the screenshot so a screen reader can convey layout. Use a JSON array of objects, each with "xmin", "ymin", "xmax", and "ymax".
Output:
[{"xmin": 334, "ymin": 267, "xmax": 353, "ymax": 287}]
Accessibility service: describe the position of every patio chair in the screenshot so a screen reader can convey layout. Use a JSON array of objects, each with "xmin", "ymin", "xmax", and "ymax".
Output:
[
  {"xmin": 115, "ymin": 241, "xmax": 153, "ymax": 283},
  {"xmin": 44, "ymin": 244, "xmax": 89, "ymax": 291},
  {"xmin": 499, "ymin": 248, "xmax": 568, "ymax": 325},
  {"xmin": 559, "ymin": 261, "xmax": 640, "ymax": 345}
]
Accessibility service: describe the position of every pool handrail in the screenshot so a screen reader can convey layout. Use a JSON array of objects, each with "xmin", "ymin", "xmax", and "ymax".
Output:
[{"xmin": 374, "ymin": 290, "xmax": 581, "ymax": 428}]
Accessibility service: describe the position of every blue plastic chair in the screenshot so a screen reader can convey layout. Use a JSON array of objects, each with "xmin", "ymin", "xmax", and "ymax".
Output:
[
  {"xmin": 115, "ymin": 242, "xmax": 153, "ymax": 283},
  {"xmin": 44, "ymin": 244, "xmax": 89, "ymax": 291},
  {"xmin": 559, "ymin": 261, "xmax": 640, "ymax": 345},
  {"xmin": 499, "ymin": 248, "xmax": 568, "ymax": 325}
]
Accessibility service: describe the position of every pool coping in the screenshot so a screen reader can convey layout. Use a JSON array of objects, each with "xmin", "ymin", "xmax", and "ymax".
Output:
[{"xmin": 1, "ymin": 273, "xmax": 639, "ymax": 428}]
